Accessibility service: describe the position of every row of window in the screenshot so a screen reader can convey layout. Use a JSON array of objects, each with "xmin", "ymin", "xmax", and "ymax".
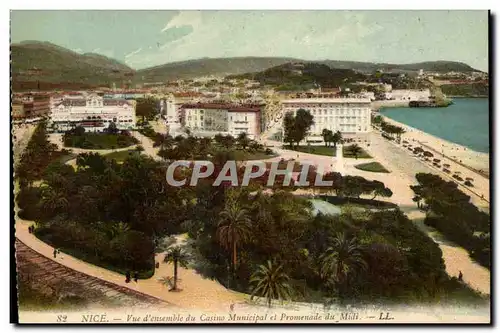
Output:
[
  {"xmin": 285, "ymin": 103, "xmax": 369, "ymax": 108},
  {"xmin": 288, "ymin": 108, "xmax": 368, "ymax": 116}
]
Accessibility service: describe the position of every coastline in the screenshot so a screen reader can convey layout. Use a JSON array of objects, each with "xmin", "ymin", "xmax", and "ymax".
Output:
[{"xmin": 379, "ymin": 116, "xmax": 489, "ymax": 175}]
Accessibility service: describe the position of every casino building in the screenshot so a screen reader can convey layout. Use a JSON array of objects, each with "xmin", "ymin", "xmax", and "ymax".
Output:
[{"xmin": 49, "ymin": 93, "xmax": 136, "ymax": 132}]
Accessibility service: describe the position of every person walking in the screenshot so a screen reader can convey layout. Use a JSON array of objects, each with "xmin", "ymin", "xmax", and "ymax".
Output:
[
  {"xmin": 53, "ymin": 248, "xmax": 57, "ymax": 259},
  {"xmin": 134, "ymin": 271, "xmax": 139, "ymax": 283},
  {"xmin": 125, "ymin": 271, "xmax": 131, "ymax": 283},
  {"xmin": 458, "ymin": 271, "xmax": 463, "ymax": 281}
]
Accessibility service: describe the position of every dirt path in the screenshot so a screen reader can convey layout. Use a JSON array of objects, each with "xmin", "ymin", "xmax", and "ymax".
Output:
[{"xmin": 16, "ymin": 239, "xmax": 168, "ymax": 309}]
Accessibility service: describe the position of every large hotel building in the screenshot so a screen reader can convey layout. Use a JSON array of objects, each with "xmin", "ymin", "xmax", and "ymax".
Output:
[
  {"xmin": 280, "ymin": 97, "xmax": 372, "ymax": 142},
  {"xmin": 180, "ymin": 103, "xmax": 262, "ymax": 139},
  {"xmin": 49, "ymin": 93, "xmax": 136, "ymax": 132}
]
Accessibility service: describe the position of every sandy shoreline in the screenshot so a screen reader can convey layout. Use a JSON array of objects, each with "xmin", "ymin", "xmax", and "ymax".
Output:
[{"xmin": 379, "ymin": 116, "xmax": 489, "ymax": 174}]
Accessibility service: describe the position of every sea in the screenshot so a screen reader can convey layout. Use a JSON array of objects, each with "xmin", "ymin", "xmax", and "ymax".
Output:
[{"xmin": 380, "ymin": 98, "xmax": 490, "ymax": 153}]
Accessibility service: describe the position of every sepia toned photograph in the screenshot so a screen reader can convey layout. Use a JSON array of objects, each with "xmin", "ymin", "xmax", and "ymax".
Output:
[{"xmin": 10, "ymin": 9, "xmax": 490, "ymax": 324}]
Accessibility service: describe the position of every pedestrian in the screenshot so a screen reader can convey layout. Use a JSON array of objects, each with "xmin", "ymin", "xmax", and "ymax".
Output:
[
  {"xmin": 134, "ymin": 271, "xmax": 139, "ymax": 283},
  {"xmin": 156, "ymin": 262, "xmax": 160, "ymax": 269},
  {"xmin": 125, "ymin": 271, "xmax": 131, "ymax": 283},
  {"xmin": 28, "ymin": 225, "xmax": 32, "ymax": 234},
  {"xmin": 458, "ymin": 271, "xmax": 463, "ymax": 281},
  {"xmin": 53, "ymin": 248, "xmax": 57, "ymax": 259},
  {"xmin": 230, "ymin": 303, "xmax": 235, "ymax": 312}
]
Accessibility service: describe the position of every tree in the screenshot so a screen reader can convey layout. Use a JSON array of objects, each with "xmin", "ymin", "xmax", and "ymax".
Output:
[
  {"xmin": 320, "ymin": 232, "xmax": 367, "ymax": 299},
  {"xmin": 283, "ymin": 109, "xmax": 314, "ymax": 149},
  {"xmin": 136, "ymin": 98, "xmax": 158, "ymax": 122},
  {"xmin": 216, "ymin": 200, "xmax": 252, "ymax": 271},
  {"xmin": 40, "ymin": 186, "xmax": 68, "ymax": 214},
  {"xmin": 412, "ymin": 195, "xmax": 423, "ymax": 209},
  {"xmin": 237, "ymin": 132, "xmax": 251, "ymax": 150},
  {"xmin": 107, "ymin": 221, "xmax": 131, "ymax": 239},
  {"xmin": 293, "ymin": 109, "xmax": 314, "ymax": 147},
  {"xmin": 332, "ymin": 131, "xmax": 342, "ymax": 149},
  {"xmin": 249, "ymin": 260, "xmax": 293, "ymax": 308},
  {"xmin": 222, "ymin": 135, "xmax": 236, "ymax": 150},
  {"xmin": 163, "ymin": 246, "xmax": 190, "ymax": 291},
  {"xmin": 321, "ymin": 129, "xmax": 333, "ymax": 147},
  {"xmin": 347, "ymin": 144, "xmax": 362, "ymax": 159},
  {"xmin": 107, "ymin": 121, "xmax": 119, "ymax": 135},
  {"xmin": 283, "ymin": 112, "xmax": 296, "ymax": 149}
]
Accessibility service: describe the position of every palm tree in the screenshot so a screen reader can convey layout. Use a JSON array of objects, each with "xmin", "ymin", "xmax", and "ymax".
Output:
[
  {"xmin": 163, "ymin": 246, "xmax": 189, "ymax": 291},
  {"xmin": 348, "ymin": 144, "xmax": 362, "ymax": 159},
  {"xmin": 250, "ymin": 260, "xmax": 293, "ymax": 308},
  {"xmin": 41, "ymin": 187, "xmax": 68, "ymax": 212},
  {"xmin": 217, "ymin": 201, "xmax": 252, "ymax": 271},
  {"xmin": 332, "ymin": 131, "xmax": 342, "ymax": 149},
  {"xmin": 108, "ymin": 221, "xmax": 130, "ymax": 239},
  {"xmin": 237, "ymin": 132, "xmax": 250, "ymax": 150},
  {"xmin": 321, "ymin": 129, "xmax": 332, "ymax": 147},
  {"xmin": 320, "ymin": 232, "xmax": 367, "ymax": 299}
]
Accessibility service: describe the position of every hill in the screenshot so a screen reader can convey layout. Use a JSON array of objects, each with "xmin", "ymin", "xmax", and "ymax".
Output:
[
  {"xmin": 228, "ymin": 62, "xmax": 366, "ymax": 90},
  {"xmin": 440, "ymin": 82, "xmax": 489, "ymax": 97},
  {"xmin": 135, "ymin": 57, "xmax": 300, "ymax": 82},
  {"xmin": 11, "ymin": 41, "xmax": 134, "ymax": 90},
  {"xmin": 318, "ymin": 60, "xmax": 479, "ymax": 74},
  {"xmin": 10, "ymin": 41, "xmax": 481, "ymax": 90}
]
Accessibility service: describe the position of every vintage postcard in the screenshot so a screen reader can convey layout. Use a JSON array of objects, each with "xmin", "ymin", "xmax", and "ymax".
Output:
[{"xmin": 11, "ymin": 10, "xmax": 490, "ymax": 324}]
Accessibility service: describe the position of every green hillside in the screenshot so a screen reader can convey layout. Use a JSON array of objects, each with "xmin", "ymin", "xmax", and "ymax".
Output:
[
  {"xmin": 441, "ymin": 83, "xmax": 489, "ymax": 97},
  {"xmin": 229, "ymin": 62, "xmax": 366, "ymax": 90},
  {"xmin": 11, "ymin": 41, "xmax": 134, "ymax": 90},
  {"xmin": 135, "ymin": 57, "xmax": 300, "ymax": 82},
  {"xmin": 319, "ymin": 60, "xmax": 478, "ymax": 74},
  {"xmin": 10, "ymin": 40, "xmax": 482, "ymax": 90}
]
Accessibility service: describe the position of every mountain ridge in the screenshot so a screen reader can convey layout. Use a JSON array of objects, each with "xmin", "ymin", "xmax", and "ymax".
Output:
[{"xmin": 10, "ymin": 41, "xmax": 482, "ymax": 90}]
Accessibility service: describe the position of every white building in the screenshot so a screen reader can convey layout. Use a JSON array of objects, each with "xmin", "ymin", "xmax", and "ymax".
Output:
[
  {"xmin": 180, "ymin": 103, "xmax": 261, "ymax": 139},
  {"xmin": 49, "ymin": 93, "xmax": 136, "ymax": 132},
  {"xmin": 280, "ymin": 97, "xmax": 372, "ymax": 142},
  {"xmin": 159, "ymin": 94, "xmax": 182, "ymax": 133},
  {"xmin": 385, "ymin": 89, "xmax": 431, "ymax": 101}
]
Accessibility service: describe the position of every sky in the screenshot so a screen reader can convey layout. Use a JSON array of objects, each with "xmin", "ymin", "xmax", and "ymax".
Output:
[{"xmin": 10, "ymin": 10, "xmax": 489, "ymax": 71}]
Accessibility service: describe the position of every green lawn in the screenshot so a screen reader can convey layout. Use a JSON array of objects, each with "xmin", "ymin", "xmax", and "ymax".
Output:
[
  {"xmin": 354, "ymin": 161, "xmax": 390, "ymax": 173},
  {"xmin": 231, "ymin": 149, "xmax": 277, "ymax": 161},
  {"xmin": 103, "ymin": 149, "xmax": 142, "ymax": 162},
  {"xmin": 64, "ymin": 133, "xmax": 138, "ymax": 150},
  {"xmin": 285, "ymin": 145, "xmax": 371, "ymax": 158}
]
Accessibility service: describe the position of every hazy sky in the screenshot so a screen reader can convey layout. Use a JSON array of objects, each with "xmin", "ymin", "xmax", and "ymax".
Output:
[{"xmin": 10, "ymin": 10, "xmax": 489, "ymax": 71}]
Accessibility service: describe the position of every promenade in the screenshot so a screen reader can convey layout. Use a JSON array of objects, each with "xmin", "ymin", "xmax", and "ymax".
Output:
[{"xmin": 13, "ymin": 123, "xmax": 490, "ymax": 317}]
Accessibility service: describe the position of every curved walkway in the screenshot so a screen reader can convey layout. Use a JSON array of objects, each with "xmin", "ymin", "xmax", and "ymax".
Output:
[{"xmin": 16, "ymin": 239, "xmax": 168, "ymax": 308}]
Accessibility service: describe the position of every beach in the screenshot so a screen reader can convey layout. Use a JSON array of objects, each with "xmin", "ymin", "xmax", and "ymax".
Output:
[{"xmin": 379, "ymin": 116, "xmax": 490, "ymax": 175}]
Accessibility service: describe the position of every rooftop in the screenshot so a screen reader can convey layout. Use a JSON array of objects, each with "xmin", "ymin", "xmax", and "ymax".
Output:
[{"xmin": 181, "ymin": 102, "xmax": 262, "ymax": 112}]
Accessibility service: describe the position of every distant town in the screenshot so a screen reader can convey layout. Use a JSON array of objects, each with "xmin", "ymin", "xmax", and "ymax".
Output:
[{"xmin": 11, "ymin": 64, "xmax": 489, "ymax": 143}]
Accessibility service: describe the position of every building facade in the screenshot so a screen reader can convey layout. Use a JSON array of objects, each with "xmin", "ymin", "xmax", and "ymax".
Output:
[
  {"xmin": 385, "ymin": 89, "xmax": 431, "ymax": 101},
  {"xmin": 12, "ymin": 93, "xmax": 51, "ymax": 119},
  {"xmin": 280, "ymin": 97, "xmax": 372, "ymax": 142},
  {"xmin": 180, "ymin": 103, "xmax": 261, "ymax": 139},
  {"xmin": 49, "ymin": 93, "xmax": 136, "ymax": 132}
]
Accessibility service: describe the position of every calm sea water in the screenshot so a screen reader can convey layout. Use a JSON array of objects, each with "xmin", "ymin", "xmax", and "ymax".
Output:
[{"xmin": 380, "ymin": 98, "xmax": 490, "ymax": 153}]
